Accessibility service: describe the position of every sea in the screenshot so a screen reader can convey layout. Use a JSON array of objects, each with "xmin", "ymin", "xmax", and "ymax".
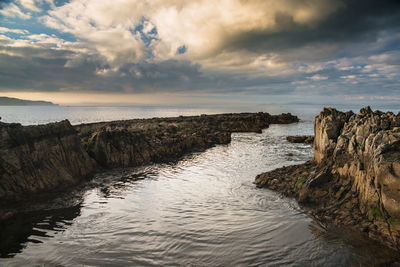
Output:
[{"xmin": 0, "ymin": 104, "xmax": 399, "ymax": 266}]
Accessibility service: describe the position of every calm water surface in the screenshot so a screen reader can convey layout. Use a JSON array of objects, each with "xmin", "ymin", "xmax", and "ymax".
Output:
[
  {"xmin": 0, "ymin": 105, "xmax": 399, "ymax": 266},
  {"xmin": 1, "ymin": 103, "xmax": 396, "ymax": 125}
]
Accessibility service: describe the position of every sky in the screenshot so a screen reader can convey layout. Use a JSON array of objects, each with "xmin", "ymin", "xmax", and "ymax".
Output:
[{"xmin": 0, "ymin": 0, "xmax": 399, "ymax": 106}]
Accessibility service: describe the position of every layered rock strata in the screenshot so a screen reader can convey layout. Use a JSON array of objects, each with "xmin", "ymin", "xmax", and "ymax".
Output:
[
  {"xmin": 0, "ymin": 120, "xmax": 96, "ymax": 201},
  {"xmin": 255, "ymin": 107, "xmax": 400, "ymax": 250},
  {"xmin": 0, "ymin": 112, "xmax": 298, "ymax": 202}
]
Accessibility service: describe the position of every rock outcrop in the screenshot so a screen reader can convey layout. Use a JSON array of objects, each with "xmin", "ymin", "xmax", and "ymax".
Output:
[
  {"xmin": 256, "ymin": 106, "xmax": 400, "ymax": 250},
  {"xmin": 0, "ymin": 112, "xmax": 299, "ymax": 202},
  {"xmin": 315, "ymin": 107, "xmax": 400, "ymax": 220},
  {"xmin": 0, "ymin": 120, "xmax": 97, "ymax": 200},
  {"xmin": 286, "ymin": 135, "xmax": 314, "ymax": 144},
  {"xmin": 75, "ymin": 113, "xmax": 298, "ymax": 168}
]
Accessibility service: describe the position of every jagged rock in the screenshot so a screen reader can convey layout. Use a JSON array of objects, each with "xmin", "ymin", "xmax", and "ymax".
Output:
[
  {"xmin": 0, "ymin": 120, "xmax": 97, "ymax": 200},
  {"xmin": 286, "ymin": 135, "xmax": 314, "ymax": 144},
  {"xmin": 75, "ymin": 112, "xmax": 299, "ymax": 169},
  {"xmin": 315, "ymin": 106, "xmax": 400, "ymax": 218},
  {"xmin": 314, "ymin": 108, "xmax": 353, "ymax": 162},
  {"xmin": 255, "ymin": 106, "xmax": 400, "ymax": 251},
  {"xmin": 0, "ymin": 112, "xmax": 299, "ymax": 201},
  {"xmin": 306, "ymin": 165, "xmax": 332, "ymax": 187}
]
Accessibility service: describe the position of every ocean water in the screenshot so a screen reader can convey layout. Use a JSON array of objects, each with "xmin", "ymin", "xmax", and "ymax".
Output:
[
  {"xmin": 1, "ymin": 103, "xmax": 396, "ymax": 126},
  {"xmin": 0, "ymin": 105, "xmax": 399, "ymax": 266}
]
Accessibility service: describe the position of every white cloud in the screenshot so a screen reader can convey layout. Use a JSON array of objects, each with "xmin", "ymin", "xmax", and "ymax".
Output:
[
  {"xmin": 0, "ymin": 3, "xmax": 31, "ymax": 19},
  {"xmin": 341, "ymin": 75, "xmax": 356, "ymax": 79},
  {"xmin": 17, "ymin": 0, "xmax": 41, "ymax": 12},
  {"xmin": 308, "ymin": 74, "xmax": 328, "ymax": 81},
  {"xmin": 298, "ymin": 64, "xmax": 324, "ymax": 73},
  {"xmin": 0, "ymin": 27, "xmax": 29, "ymax": 34},
  {"xmin": 41, "ymin": 0, "xmax": 343, "ymax": 69}
]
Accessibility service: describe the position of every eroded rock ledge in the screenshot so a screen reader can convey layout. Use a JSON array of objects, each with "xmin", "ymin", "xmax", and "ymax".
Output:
[
  {"xmin": 255, "ymin": 106, "xmax": 400, "ymax": 250},
  {"xmin": 0, "ymin": 112, "xmax": 298, "ymax": 203}
]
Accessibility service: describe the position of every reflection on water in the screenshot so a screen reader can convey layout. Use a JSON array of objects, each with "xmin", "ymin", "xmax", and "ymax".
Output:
[
  {"xmin": 1, "ymin": 121, "xmax": 399, "ymax": 266},
  {"xmin": 0, "ymin": 205, "xmax": 81, "ymax": 258}
]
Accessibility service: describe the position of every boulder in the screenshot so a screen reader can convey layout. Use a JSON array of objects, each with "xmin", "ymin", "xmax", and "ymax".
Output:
[{"xmin": 286, "ymin": 135, "xmax": 314, "ymax": 144}]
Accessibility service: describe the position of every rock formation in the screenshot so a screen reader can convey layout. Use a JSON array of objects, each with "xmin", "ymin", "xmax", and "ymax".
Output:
[
  {"xmin": 256, "ymin": 106, "xmax": 400, "ymax": 250},
  {"xmin": 286, "ymin": 135, "xmax": 314, "ymax": 144},
  {"xmin": 0, "ymin": 120, "xmax": 96, "ymax": 200},
  {"xmin": 0, "ymin": 112, "xmax": 298, "ymax": 203}
]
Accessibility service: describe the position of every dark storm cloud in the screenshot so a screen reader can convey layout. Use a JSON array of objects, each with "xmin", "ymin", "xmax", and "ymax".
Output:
[{"xmin": 225, "ymin": 0, "xmax": 400, "ymax": 57}]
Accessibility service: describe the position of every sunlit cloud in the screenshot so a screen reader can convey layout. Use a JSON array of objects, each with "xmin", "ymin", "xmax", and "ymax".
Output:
[
  {"xmin": 308, "ymin": 74, "xmax": 328, "ymax": 81},
  {"xmin": 0, "ymin": 2, "xmax": 31, "ymax": 19}
]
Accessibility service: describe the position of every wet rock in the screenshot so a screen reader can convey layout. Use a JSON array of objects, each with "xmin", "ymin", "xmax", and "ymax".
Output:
[
  {"xmin": 298, "ymin": 188, "xmax": 310, "ymax": 203},
  {"xmin": 286, "ymin": 135, "xmax": 314, "ymax": 144}
]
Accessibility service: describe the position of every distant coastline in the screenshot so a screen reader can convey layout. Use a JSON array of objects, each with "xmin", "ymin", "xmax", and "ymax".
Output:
[{"xmin": 0, "ymin": 97, "xmax": 57, "ymax": 106}]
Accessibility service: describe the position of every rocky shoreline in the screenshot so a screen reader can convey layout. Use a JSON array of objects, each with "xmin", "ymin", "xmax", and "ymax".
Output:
[
  {"xmin": 0, "ymin": 112, "xmax": 298, "ymax": 210},
  {"xmin": 255, "ymin": 107, "xmax": 400, "ymax": 251}
]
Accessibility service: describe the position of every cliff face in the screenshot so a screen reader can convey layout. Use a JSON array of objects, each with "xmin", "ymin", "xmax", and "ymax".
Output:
[
  {"xmin": 0, "ymin": 120, "xmax": 97, "ymax": 200},
  {"xmin": 314, "ymin": 107, "xmax": 400, "ymax": 219}
]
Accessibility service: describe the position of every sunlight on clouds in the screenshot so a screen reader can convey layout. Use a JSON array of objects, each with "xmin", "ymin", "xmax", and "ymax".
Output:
[
  {"xmin": 308, "ymin": 74, "xmax": 328, "ymax": 81},
  {"xmin": 0, "ymin": 27, "xmax": 28, "ymax": 34},
  {"xmin": 17, "ymin": 0, "xmax": 41, "ymax": 12},
  {"xmin": 0, "ymin": 3, "xmax": 31, "ymax": 19},
  {"xmin": 41, "ymin": 0, "xmax": 344, "ymax": 69}
]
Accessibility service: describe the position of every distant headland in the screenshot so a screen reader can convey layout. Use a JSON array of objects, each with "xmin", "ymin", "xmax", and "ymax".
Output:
[{"xmin": 0, "ymin": 97, "xmax": 57, "ymax": 106}]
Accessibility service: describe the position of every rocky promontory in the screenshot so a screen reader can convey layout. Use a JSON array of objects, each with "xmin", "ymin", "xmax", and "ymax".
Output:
[
  {"xmin": 0, "ymin": 112, "xmax": 298, "ymax": 205},
  {"xmin": 255, "ymin": 107, "xmax": 400, "ymax": 250},
  {"xmin": 74, "ymin": 112, "xmax": 298, "ymax": 168},
  {"xmin": 0, "ymin": 121, "xmax": 96, "ymax": 201}
]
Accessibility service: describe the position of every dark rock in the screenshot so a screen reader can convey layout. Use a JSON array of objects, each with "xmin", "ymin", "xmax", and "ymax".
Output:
[
  {"xmin": 1, "ymin": 112, "xmax": 299, "ymax": 202},
  {"xmin": 0, "ymin": 120, "xmax": 97, "ymax": 201},
  {"xmin": 306, "ymin": 165, "xmax": 332, "ymax": 187},
  {"xmin": 286, "ymin": 135, "xmax": 314, "ymax": 144},
  {"xmin": 75, "ymin": 112, "xmax": 299, "ymax": 169}
]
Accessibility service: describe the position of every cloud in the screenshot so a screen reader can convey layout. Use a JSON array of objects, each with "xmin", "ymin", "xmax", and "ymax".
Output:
[
  {"xmin": 17, "ymin": 0, "xmax": 40, "ymax": 12},
  {"xmin": 38, "ymin": 0, "xmax": 400, "ymax": 73},
  {"xmin": 40, "ymin": 0, "xmax": 346, "ymax": 68},
  {"xmin": 308, "ymin": 74, "xmax": 328, "ymax": 81},
  {"xmin": 0, "ymin": 2, "xmax": 31, "ymax": 19},
  {"xmin": 341, "ymin": 75, "xmax": 356, "ymax": 79},
  {"xmin": 0, "ymin": 27, "xmax": 28, "ymax": 34},
  {"xmin": 0, "ymin": 0, "xmax": 399, "ymax": 103}
]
